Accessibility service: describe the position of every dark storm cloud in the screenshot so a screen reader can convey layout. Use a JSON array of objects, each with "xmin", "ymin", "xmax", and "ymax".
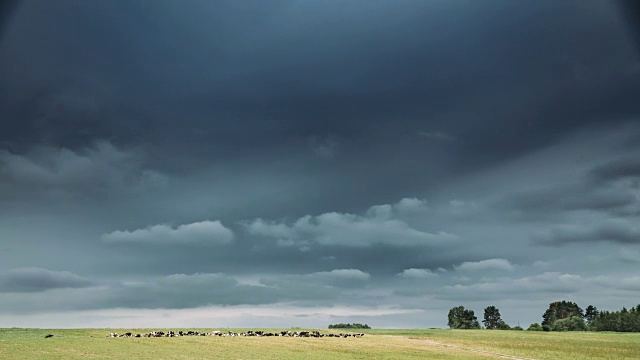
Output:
[
  {"xmin": 0, "ymin": 268, "xmax": 94, "ymax": 293},
  {"xmin": 0, "ymin": 0, "xmax": 637, "ymax": 220},
  {"xmin": 1, "ymin": 0, "xmax": 640, "ymax": 327},
  {"xmin": 497, "ymin": 141, "xmax": 640, "ymax": 219},
  {"xmin": 1, "ymin": 0, "xmax": 636, "ymax": 168},
  {"xmin": 589, "ymin": 158, "xmax": 640, "ymax": 184},
  {"xmin": 0, "ymin": 141, "xmax": 166, "ymax": 201}
]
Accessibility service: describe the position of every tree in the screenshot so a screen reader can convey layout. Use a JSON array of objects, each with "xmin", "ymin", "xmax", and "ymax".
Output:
[
  {"xmin": 527, "ymin": 323, "xmax": 543, "ymax": 331},
  {"xmin": 328, "ymin": 323, "xmax": 371, "ymax": 329},
  {"xmin": 448, "ymin": 306, "xmax": 480, "ymax": 329},
  {"xmin": 551, "ymin": 316, "xmax": 586, "ymax": 331},
  {"xmin": 483, "ymin": 306, "xmax": 504, "ymax": 330},
  {"xmin": 585, "ymin": 305, "xmax": 598, "ymax": 325},
  {"xmin": 541, "ymin": 301, "xmax": 584, "ymax": 327},
  {"xmin": 497, "ymin": 320, "xmax": 511, "ymax": 330}
]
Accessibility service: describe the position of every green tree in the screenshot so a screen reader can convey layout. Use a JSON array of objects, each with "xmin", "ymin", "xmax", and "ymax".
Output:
[
  {"xmin": 497, "ymin": 320, "xmax": 511, "ymax": 330},
  {"xmin": 448, "ymin": 306, "xmax": 480, "ymax": 329},
  {"xmin": 527, "ymin": 323, "xmax": 543, "ymax": 331},
  {"xmin": 585, "ymin": 305, "xmax": 598, "ymax": 325},
  {"xmin": 542, "ymin": 301, "xmax": 584, "ymax": 327},
  {"xmin": 483, "ymin": 306, "xmax": 503, "ymax": 330},
  {"xmin": 551, "ymin": 316, "xmax": 587, "ymax": 331}
]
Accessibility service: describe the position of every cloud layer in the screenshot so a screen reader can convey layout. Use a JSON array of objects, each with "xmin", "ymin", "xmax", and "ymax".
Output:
[
  {"xmin": 244, "ymin": 198, "xmax": 457, "ymax": 248},
  {"xmin": 102, "ymin": 220, "xmax": 234, "ymax": 245},
  {"xmin": 1, "ymin": 0, "xmax": 639, "ymax": 328}
]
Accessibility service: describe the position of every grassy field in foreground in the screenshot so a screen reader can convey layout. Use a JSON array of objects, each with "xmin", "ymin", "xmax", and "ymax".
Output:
[{"xmin": 1, "ymin": 328, "xmax": 639, "ymax": 360}]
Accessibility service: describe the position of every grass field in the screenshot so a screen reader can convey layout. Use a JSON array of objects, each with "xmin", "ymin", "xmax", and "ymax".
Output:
[{"xmin": 1, "ymin": 328, "xmax": 639, "ymax": 359}]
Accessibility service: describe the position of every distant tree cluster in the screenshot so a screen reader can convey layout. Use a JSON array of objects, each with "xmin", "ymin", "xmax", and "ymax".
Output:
[
  {"xmin": 527, "ymin": 301, "xmax": 640, "ymax": 332},
  {"xmin": 542, "ymin": 301, "xmax": 584, "ymax": 329},
  {"xmin": 590, "ymin": 305, "xmax": 640, "ymax": 332},
  {"xmin": 328, "ymin": 323, "xmax": 371, "ymax": 329},
  {"xmin": 447, "ymin": 301, "xmax": 640, "ymax": 333}
]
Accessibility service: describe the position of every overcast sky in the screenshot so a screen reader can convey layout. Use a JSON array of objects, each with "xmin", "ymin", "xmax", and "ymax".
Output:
[{"xmin": 1, "ymin": 0, "xmax": 639, "ymax": 329}]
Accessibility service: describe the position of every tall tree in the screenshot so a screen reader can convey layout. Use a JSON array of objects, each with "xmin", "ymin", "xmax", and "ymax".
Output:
[
  {"xmin": 483, "ymin": 306, "xmax": 503, "ymax": 330},
  {"xmin": 448, "ymin": 306, "xmax": 480, "ymax": 329},
  {"xmin": 542, "ymin": 301, "xmax": 584, "ymax": 327},
  {"xmin": 585, "ymin": 305, "xmax": 598, "ymax": 324}
]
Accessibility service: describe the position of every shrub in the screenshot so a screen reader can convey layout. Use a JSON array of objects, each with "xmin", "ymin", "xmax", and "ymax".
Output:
[
  {"xmin": 527, "ymin": 323, "xmax": 543, "ymax": 331},
  {"xmin": 552, "ymin": 316, "xmax": 587, "ymax": 332}
]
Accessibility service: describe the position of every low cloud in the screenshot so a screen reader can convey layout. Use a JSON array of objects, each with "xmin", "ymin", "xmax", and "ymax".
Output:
[
  {"xmin": 0, "ymin": 269, "xmax": 374, "ymax": 313},
  {"xmin": 589, "ymin": 158, "xmax": 640, "ymax": 184},
  {"xmin": 262, "ymin": 269, "xmax": 371, "ymax": 290},
  {"xmin": 454, "ymin": 258, "xmax": 514, "ymax": 272},
  {"xmin": 397, "ymin": 268, "xmax": 438, "ymax": 279},
  {"xmin": 301, "ymin": 268, "xmax": 371, "ymax": 285},
  {"xmin": 107, "ymin": 273, "xmax": 279, "ymax": 308},
  {"xmin": 503, "ymin": 186, "xmax": 637, "ymax": 213},
  {"xmin": 0, "ymin": 268, "xmax": 95, "ymax": 293},
  {"xmin": 243, "ymin": 198, "xmax": 455, "ymax": 248},
  {"xmin": 534, "ymin": 219, "xmax": 640, "ymax": 246},
  {"xmin": 308, "ymin": 134, "xmax": 340, "ymax": 158},
  {"xmin": 440, "ymin": 272, "xmax": 584, "ymax": 300},
  {"xmin": 0, "ymin": 141, "xmax": 166, "ymax": 198},
  {"xmin": 102, "ymin": 220, "xmax": 234, "ymax": 245},
  {"xmin": 417, "ymin": 131, "xmax": 455, "ymax": 141}
]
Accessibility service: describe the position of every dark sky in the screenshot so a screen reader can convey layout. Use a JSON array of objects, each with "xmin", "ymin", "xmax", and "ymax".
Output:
[{"xmin": 1, "ymin": 0, "xmax": 639, "ymax": 328}]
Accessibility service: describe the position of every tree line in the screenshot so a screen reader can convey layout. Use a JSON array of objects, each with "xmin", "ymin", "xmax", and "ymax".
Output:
[
  {"xmin": 328, "ymin": 323, "xmax": 371, "ymax": 329},
  {"xmin": 448, "ymin": 301, "xmax": 640, "ymax": 332}
]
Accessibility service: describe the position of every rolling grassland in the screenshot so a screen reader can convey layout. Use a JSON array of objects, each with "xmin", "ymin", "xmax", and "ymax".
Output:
[{"xmin": 1, "ymin": 328, "xmax": 639, "ymax": 359}]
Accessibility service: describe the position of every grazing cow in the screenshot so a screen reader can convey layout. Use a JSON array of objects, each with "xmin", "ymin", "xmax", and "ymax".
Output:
[
  {"xmin": 106, "ymin": 328, "xmax": 361, "ymax": 340},
  {"xmin": 45, "ymin": 334, "xmax": 53, "ymax": 338}
]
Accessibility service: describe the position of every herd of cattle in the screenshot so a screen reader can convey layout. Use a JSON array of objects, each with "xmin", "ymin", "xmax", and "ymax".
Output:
[{"xmin": 108, "ymin": 330, "xmax": 364, "ymax": 338}]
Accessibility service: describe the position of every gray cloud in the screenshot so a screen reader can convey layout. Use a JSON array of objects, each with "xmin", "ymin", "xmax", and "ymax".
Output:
[
  {"xmin": 102, "ymin": 220, "xmax": 234, "ymax": 246},
  {"xmin": 417, "ymin": 131, "xmax": 455, "ymax": 142},
  {"xmin": 0, "ymin": 141, "xmax": 166, "ymax": 199},
  {"xmin": 308, "ymin": 134, "xmax": 340, "ymax": 158},
  {"xmin": 589, "ymin": 158, "xmax": 640, "ymax": 183},
  {"xmin": 503, "ymin": 185, "xmax": 637, "ymax": 213},
  {"xmin": 0, "ymin": 268, "xmax": 94, "ymax": 293},
  {"xmin": 108, "ymin": 273, "xmax": 278, "ymax": 308},
  {"xmin": 0, "ymin": 268, "xmax": 373, "ymax": 313},
  {"xmin": 454, "ymin": 258, "xmax": 514, "ymax": 272},
  {"xmin": 534, "ymin": 219, "xmax": 640, "ymax": 245},
  {"xmin": 243, "ymin": 198, "xmax": 456, "ymax": 248},
  {"xmin": 397, "ymin": 268, "xmax": 438, "ymax": 279},
  {"xmin": 440, "ymin": 272, "xmax": 585, "ymax": 301},
  {"xmin": 263, "ymin": 269, "xmax": 371, "ymax": 290}
]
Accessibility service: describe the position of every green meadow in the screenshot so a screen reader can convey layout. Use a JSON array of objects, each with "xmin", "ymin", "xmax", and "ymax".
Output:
[{"xmin": 1, "ymin": 328, "xmax": 639, "ymax": 359}]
